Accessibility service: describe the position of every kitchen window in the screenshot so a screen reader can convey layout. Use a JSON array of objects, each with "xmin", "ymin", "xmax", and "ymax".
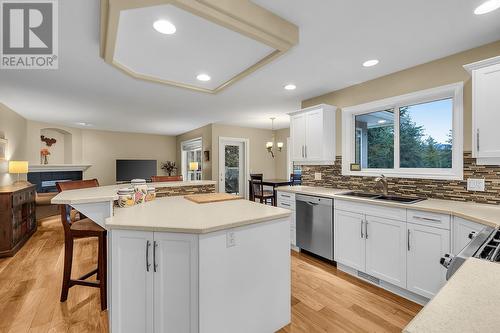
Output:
[{"xmin": 342, "ymin": 82, "xmax": 463, "ymax": 180}]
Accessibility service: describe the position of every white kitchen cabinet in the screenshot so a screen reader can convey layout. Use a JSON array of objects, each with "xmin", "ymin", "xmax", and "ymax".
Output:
[
  {"xmin": 289, "ymin": 104, "xmax": 336, "ymax": 164},
  {"xmin": 452, "ymin": 217, "xmax": 485, "ymax": 255},
  {"xmin": 111, "ymin": 230, "xmax": 154, "ymax": 333},
  {"xmin": 153, "ymin": 233, "xmax": 198, "ymax": 333},
  {"xmin": 365, "ymin": 216, "xmax": 407, "ymax": 288},
  {"xmin": 464, "ymin": 56, "xmax": 500, "ymax": 165},
  {"xmin": 406, "ymin": 223, "xmax": 450, "ymax": 299},
  {"xmin": 110, "ymin": 230, "xmax": 198, "ymax": 333},
  {"xmin": 334, "ymin": 210, "xmax": 365, "ymax": 272},
  {"xmin": 277, "ymin": 191, "xmax": 297, "ymax": 248}
]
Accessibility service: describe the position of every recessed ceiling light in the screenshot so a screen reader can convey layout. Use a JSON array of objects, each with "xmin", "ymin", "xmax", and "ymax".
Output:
[
  {"xmin": 474, "ymin": 0, "xmax": 500, "ymax": 14},
  {"xmin": 153, "ymin": 20, "xmax": 176, "ymax": 35},
  {"xmin": 76, "ymin": 122, "xmax": 92, "ymax": 127},
  {"xmin": 196, "ymin": 74, "xmax": 211, "ymax": 81},
  {"xmin": 363, "ymin": 59, "xmax": 379, "ymax": 67},
  {"xmin": 284, "ymin": 84, "xmax": 296, "ymax": 90}
]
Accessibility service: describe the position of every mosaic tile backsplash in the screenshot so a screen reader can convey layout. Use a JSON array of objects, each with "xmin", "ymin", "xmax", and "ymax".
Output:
[{"xmin": 301, "ymin": 152, "xmax": 500, "ymax": 205}]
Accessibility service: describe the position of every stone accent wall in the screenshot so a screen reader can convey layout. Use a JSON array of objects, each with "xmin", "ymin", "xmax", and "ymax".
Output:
[
  {"xmin": 155, "ymin": 184, "xmax": 215, "ymax": 198},
  {"xmin": 301, "ymin": 153, "xmax": 500, "ymax": 205}
]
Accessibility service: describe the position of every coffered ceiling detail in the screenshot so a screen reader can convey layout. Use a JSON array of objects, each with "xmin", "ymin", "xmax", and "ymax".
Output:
[{"xmin": 100, "ymin": 0, "xmax": 299, "ymax": 93}]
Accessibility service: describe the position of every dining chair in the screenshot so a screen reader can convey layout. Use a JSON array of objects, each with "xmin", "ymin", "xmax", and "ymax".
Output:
[
  {"xmin": 151, "ymin": 175, "xmax": 183, "ymax": 182},
  {"xmin": 251, "ymin": 179, "xmax": 274, "ymax": 205},
  {"xmin": 56, "ymin": 179, "xmax": 107, "ymax": 311}
]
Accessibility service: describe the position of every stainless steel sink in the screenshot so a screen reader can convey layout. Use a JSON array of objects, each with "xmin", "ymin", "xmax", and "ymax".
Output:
[{"xmin": 341, "ymin": 191, "xmax": 425, "ymax": 204}]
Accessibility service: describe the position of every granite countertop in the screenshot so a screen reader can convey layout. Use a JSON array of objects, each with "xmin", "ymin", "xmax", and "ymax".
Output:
[
  {"xmin": 403, "ymin": 258, "xmax": 500, "ymax": 333},
  {"xmin": 276, "ymin": 186, "xmax": 500, "ymax": 227},
  {"xmin": 51, "ymin": 180, "xmax": 216, "ymax": 205},
  {"xmin": 105, "ymin": 196, "xmax": 291, "ymax": 233}
]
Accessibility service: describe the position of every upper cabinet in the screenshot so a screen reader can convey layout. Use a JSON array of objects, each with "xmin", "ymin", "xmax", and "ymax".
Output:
[
  {"xmin": 464, "ymin": 56, "xmax": 500, "ymax": 165},
  {"xmin": 289, "ymin": 104, "xmax": 336, "ymax": 164}
]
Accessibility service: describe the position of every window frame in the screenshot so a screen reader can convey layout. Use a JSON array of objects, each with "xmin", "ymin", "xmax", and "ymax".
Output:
[
  {"xmin": 342, "ymin": 82, "xmax": 464, "ymax": 180},
  {"xmin": 180, "ymin": 137, "xmax": 203, "ymax": 181}
]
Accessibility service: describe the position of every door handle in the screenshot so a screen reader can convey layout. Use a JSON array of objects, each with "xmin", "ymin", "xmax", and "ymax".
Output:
[
  {"xmin": 364, "ymin": 220, "xmax": 368, "ymax": 239},
  {"xmin": 360, "ymin": 221, "xmax": 364, "ymax": 239},
  {"xmin": 146, "ymin": 240, "xmax": 151, "ymax": 272},
  {"xmin": 477, "ymin": 129, "xmax": 480, "ymax": 152},
  {"xmin": 304, "ymin": 146, "xmax": 307, "ymax": 158},
  {"xmin": 407, "ymin": 229, "xmax": 411, "ymax": 251},
  {"xmin": 153, "ymin": 241, "xmax": 158, "ymax": 272}
]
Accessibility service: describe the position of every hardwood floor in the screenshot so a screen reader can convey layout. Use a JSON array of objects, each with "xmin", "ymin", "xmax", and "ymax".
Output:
[{"xmin": 0, "ymin": 216, "xmax": 421, "ymax": 333}]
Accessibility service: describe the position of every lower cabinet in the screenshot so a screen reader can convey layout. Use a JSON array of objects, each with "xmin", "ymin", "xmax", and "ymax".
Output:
[
  {"xmin": 111, "ymin": 230, "xmax": 198, "ymax": 333},
  {"xmin": 406, "ymin": 223, "xmax": 450, "ymax": 299},
  {"xmin": 334, "ymin": 210, "xmax": 365, "ymax": 271},
  {"xmin": 277, "ymin": 191, "xmax": 297, "ymax": 248},
  {"xmin": 365, "ymin": 216, "xmax": 407, "ymax": 288},
  {"xmin": 452, "ymin": 217, "xmax": 485, "ymax": 255}
]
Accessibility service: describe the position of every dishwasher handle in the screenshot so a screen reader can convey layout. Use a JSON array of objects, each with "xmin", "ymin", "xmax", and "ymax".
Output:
[{"xmin": 296, "ymin": 194, "xmax": 333, "ymax": 207}]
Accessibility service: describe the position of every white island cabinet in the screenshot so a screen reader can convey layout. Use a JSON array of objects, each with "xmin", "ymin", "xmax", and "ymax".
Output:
[{"xmin": 52, "ymin": 188, "xmax": 292, "ymax": 333}]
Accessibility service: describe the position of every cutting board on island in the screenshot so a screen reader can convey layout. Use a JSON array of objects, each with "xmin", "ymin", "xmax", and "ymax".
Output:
[{"xmin": 184, "ymin": 193, "xmax": 243, "ymax": 204}]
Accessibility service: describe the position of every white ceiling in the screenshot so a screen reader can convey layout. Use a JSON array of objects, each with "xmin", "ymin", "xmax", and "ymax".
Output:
[
  {"xmin": 1, "ymin": 0, "xmax": 500, "ymax": 135},
  {"xmin": 114, "ymin": 4, "xmax": 275, "ymax": 90}
]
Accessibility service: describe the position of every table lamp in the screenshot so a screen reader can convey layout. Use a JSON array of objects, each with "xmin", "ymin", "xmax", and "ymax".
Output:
[
  {"xmin": 189, "ymin": 162, "xmax": 199, "ymax": 171},
  {"xmin": 9, "ymin": 161, "xmax": 29, "ymax": 185}
]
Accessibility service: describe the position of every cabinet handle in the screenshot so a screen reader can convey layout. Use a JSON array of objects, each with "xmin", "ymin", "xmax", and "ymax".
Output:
[
  {"xmin": 146, "ymin": 240, "xmax": 151, "ymax": 272},
  {"xmin": 280, "ymin": 202, "xmax": 291, "ymax": 207},
  {"xmin": 477, "ymin": 129, "xmax": 480, "ymax": 152},
  {"xmin": 365, "ymin": 220, "xmax": 368, "ymax": 239},
  {"xmin": 407, "ymin": 230, "xmax": 411, "ymax": 251},
  {"xmin": 413, "ymin": 216, "xmax": 441, "ymax": 223},
  {"xmin": 153, "ymin": 241, "xmax": 158, "ymax": 272},
  {"xmin": 301, "ymin": 146, "xmax": 304, "ymax": 158},
  {"xmin": 360, "ymin": 221, "xmax": 364, "ymax": 239}
]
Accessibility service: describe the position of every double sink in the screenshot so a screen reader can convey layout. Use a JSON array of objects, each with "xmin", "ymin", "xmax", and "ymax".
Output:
[{"xmin": 341, "ymin": 191, "xmax": 425, "ymax": 204}]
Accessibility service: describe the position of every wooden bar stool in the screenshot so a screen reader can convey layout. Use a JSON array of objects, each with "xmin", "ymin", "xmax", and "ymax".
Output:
[
  {"xmin": 56, "ymin": 179, "xmax": 107, "ymax": 311},
  {"xmin": 251, "ymin": 179, "xmax": 275, "ymax": 206}
]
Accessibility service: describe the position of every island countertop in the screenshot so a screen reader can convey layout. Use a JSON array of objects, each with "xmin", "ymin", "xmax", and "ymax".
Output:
[
  {"xmin": 105, "ymin": 196, "xmax": 291, "ymax": 233},
  {"xmin": 51, "ymin": 180, "xmax": 216, "ymax": 205}
]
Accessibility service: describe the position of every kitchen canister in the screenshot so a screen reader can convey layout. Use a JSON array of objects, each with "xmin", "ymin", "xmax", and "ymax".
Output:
[
  {"xmin": 145, "ymin": 186, "xmax": 156, "ymax": 202},
  {"xmin": 117, "ymin": 188, "xmax": 135, "ymax": 208},
  {"xmin": 131, "ymin": 179, "xmax": 148, "ymax": 204}
]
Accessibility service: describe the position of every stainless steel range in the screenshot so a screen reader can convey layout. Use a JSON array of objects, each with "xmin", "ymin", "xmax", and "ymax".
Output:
[{"xmin": 441, "ymin": 225, "xmax": 498, "ymax": 279}]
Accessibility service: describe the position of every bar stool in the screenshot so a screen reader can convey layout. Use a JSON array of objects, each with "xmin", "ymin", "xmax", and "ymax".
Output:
[{"xmin": 56, "ymin": 179, "xmax": 107, "ymax": 311}]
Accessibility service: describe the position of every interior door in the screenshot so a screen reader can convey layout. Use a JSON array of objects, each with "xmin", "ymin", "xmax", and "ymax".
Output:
[
  {"xmin": 407, "ymin": 223, "xmax": 450, "ymax": 299},
  {"xmin": 365, "ymin": 216, "xmax": 407, "ymax": 288},
  {"xmin": 111, "ymin": 230, "xmax": 154, "ymax": 333},
  {"xmin": 475, "ymin": 63, "xmax": 500, "ymax": 158},
  {"xmin": 219, "ymin": 139, "xmax": 245, "ymax": 196},
  {"xmin": 290, "ymin": 114, "xmax": 306, "ymax": 161},
  {"xmin": 334, "ymin": 210, "xmax": 365, "ymax": 272},
  {"xmin": 153, "ymin": 232, "xmax": 198, "ymax": 333},
  {"xmin": 305, "ymin": 109, "xmax": 323, "ymax": 161}
]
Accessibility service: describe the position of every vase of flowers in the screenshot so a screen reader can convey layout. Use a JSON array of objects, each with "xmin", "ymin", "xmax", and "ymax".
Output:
[
  {"xmin": 40, "ymin": 148, "xmax": 50, "ymax": 165},
  {"xmin": 161, "ymin": 161, "xmax": 177, "ymax": 176}
]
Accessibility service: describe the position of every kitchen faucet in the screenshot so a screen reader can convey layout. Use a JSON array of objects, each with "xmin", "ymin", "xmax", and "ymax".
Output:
[{"xmin": 375, "ymin": 174, "xmax": 388, "ymax": 196}]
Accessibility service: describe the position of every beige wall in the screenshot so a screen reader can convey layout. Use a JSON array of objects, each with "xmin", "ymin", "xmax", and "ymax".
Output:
[
  {"xmin": 0, "ymin": 104, "xmax": 27, "ymax": 186},
  {"xmin": 176, "ymin": 124, "xmax": 213, "ymax": 181},
  {"xmin": 81, "ymin": 129, "xmax": 176, "ymax": 185},
  {"xmin": 303, "ymin": 40, "xmax": 500, "ymax": 154}
]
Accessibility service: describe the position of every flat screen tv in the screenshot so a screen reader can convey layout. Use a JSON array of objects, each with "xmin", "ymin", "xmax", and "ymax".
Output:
[{"xmin": 116, "ymin": 159, "xmax": 157, "ymax": 182}]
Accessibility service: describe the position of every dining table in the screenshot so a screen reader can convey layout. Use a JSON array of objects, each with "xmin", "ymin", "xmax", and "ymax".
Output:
[{"xmin": 249, "ymin": 178, "xmax": 292, "ymax": 206}]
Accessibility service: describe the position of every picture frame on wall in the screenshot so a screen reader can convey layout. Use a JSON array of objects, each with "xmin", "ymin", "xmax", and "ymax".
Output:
[{"xmin": 0, "ymin": 138, "xmax": 7, "ymax": 160}]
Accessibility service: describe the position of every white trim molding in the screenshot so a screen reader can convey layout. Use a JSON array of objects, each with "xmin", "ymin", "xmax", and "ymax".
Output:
[
  {"xmin": 341, "ymin": 82, "xmax": 464, "ymax": 180},
  {"xmin": 463, "ymin": 55, "xmax": 500, "ymax": 74}
]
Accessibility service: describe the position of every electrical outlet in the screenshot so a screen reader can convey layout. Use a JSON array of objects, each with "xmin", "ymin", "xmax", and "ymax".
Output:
[
  {"xmin": 467, "ymin": 178, "xmax": 485, "ymax": 192},
  {"xmin": 226, "ymin": 231, "xmax": 236, "ymax": 248},
  {"xmin": 314, "ymin": 172, "xmax": 322, "ymax": 181}
]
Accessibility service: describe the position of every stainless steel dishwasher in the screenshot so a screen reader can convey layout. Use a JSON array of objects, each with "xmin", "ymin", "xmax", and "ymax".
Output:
[{"xmin": 295, "ymin": 194, "xmax": 334, "ymax": 260}]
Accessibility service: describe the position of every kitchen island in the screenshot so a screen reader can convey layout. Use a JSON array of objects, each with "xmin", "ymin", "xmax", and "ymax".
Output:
[{"xmin": 52, "ymin": 185, "xmax": 292, "ymax": 333}]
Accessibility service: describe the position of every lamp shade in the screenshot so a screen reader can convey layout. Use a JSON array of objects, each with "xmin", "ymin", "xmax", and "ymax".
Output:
[
  {"xmin": 189, "ymin": 162, "xmax": 199, "ymax": 171},
  {"xmin": 9, "ymin": 161, "xmax": 28, "ymax": 174}
]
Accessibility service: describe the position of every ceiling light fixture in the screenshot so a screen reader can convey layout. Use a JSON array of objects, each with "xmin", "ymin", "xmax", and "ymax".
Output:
[
  {"xmin": 363, "ymin": 59, "xmax": 379, "ymax": 67},
  {"xmin": 474, "ymin": 0, "xmax": 500, "ymax": 14},
  {"xmin": 153, "ymin": 20, "xmax": 176, "ymax": 35},
  {"xmin": 196, "ymin": 74, "xmax": 211, "ymax": 82},
  {"xmin": 284, "ymin": 84, "xmax": 296, "ymax": 90}
]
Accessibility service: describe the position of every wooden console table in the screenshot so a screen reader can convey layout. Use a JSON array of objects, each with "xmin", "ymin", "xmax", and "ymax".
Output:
[{"xmin": 0, "ymin": 183, "xmax": 37, "ymax": 257}]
